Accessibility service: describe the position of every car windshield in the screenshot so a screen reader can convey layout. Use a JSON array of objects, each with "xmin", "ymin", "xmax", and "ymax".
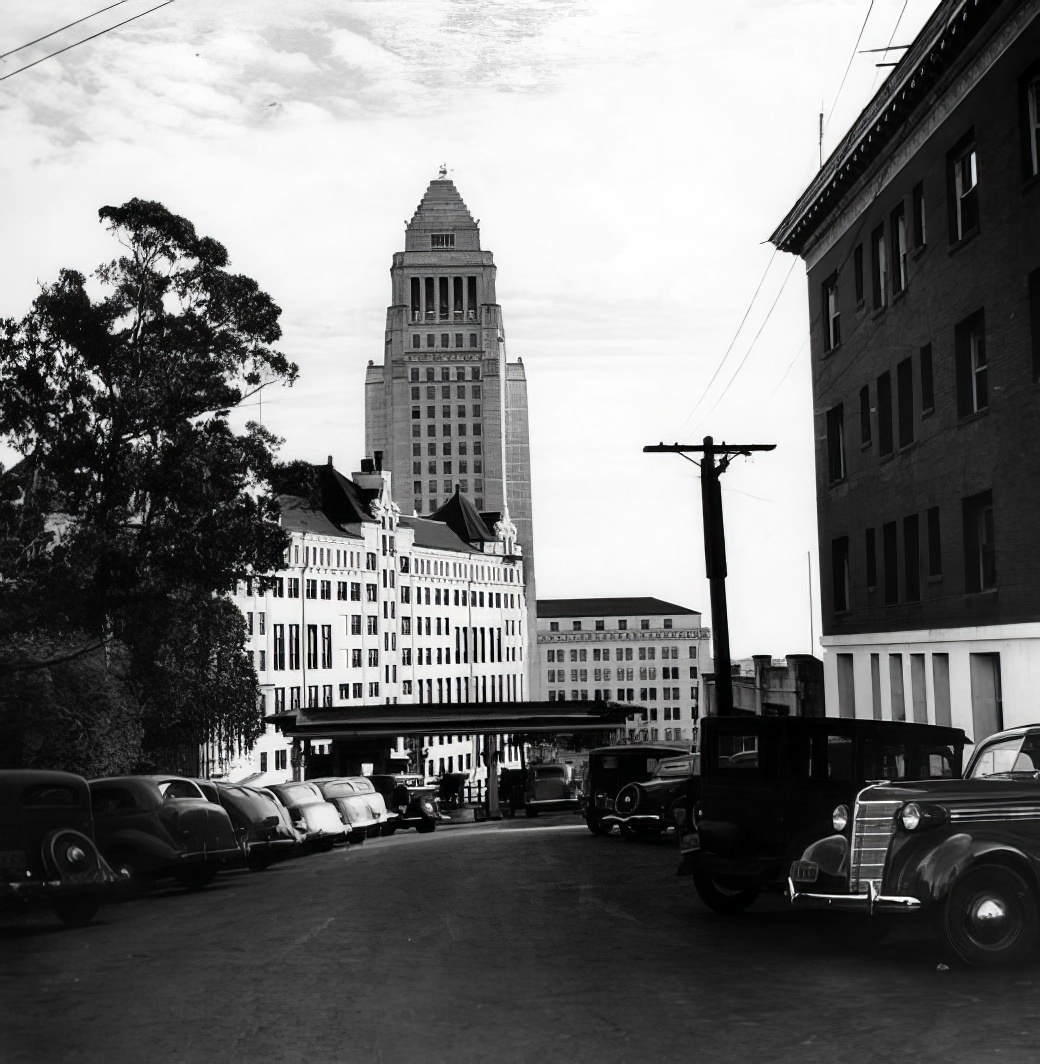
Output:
[
  {"xmin": 968, "ymin": 735, "xmax": 1040, "ymax": 780},
  {"xmin": 159, "ymin": 780, "xmax": 202, "ymax": 800}
]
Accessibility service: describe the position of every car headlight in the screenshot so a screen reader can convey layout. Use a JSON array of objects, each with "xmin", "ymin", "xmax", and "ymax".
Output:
[
  {"xmin": 898, "ymin": 802, "xmax": 947, "ymax": 831},
  {"xmin": 832, "ymin": 804, "xmax": 849, "ymax": 832},
  {"xmin": 901, "ymin": 803, "xmax": 922, "ymax": 831}
]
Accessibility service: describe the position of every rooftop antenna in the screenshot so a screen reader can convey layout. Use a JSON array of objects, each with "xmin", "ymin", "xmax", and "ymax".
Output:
[{"xmin": 818, "ymin": 106, "xmax": 824, "ymax": 169}]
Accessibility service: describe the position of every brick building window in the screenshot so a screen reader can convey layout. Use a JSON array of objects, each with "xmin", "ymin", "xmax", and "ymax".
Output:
[
  {"xmin": 883, "ymin": 521, "xmax": 898, "ymax": 605},
  {"xmin": 822, "ymin": 273, "xmax": 840, "ymax": 352},
  {"xmin": 912, "ymin": 181, "xmax": 926, "ymax": 247},
  {"xmin": 963, "ymin": 490, "xmax": 996, "ymax": 593},
  {"xmin": 853, "ymin": 244, "xmax": 864, "ymax": 304},
  {"xmin": 949, "ymin": 134, "xmax": 979, "ymax": 242},
  {"xmin": 920, "ymin": 343, "xmax": 934, "ymax": 414},
  {"xmin": 955, "ymin": 311, "xmax": 987, "ymax": 417},
  {"xmin": 877, "ymin": 372, "xmax": 893, "ymax": 457},
  {"xmin": 871, "ymin": 225, "xmax": 887, "ymax": 309},
  {"xmin": 891, "ymin": 202, "xmax": 908, "ymax": 295},
  {"xmin": 831, "ymin": 537, "xmax": 850, "ymax": 613},
  {"xmin": 859, "ymin": 385, "xmax": 871, "ymax": 447},
  {"xmin": 826, "ymin": 404, "xmax": 845, "ymax": 483},
  {"xmin": 903, "ymin": 514, "xmax": 920, "ymax": 602},
  {"xmin": 927, "ymin": 506, "xmax": 942, "ymax": 579},
  {"xmin": 865, "ymin": 528, "xmax": 877, "ymax": 590},
  {"xmin": 897, "ymin": 357, "xmax": 914, "ymax": 449},
  {"xmin": 1025, "ymin": 70, "xmax": 1040, "ymax": 177},
  {"xmin": 1030, "ymin": 269, "xmax": 1040, "ymax": 383}
]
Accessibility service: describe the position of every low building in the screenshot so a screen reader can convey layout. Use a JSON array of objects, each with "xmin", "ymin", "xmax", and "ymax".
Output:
[
  {"xmin": 216, "ymin": 457, "xmax": 529, "ymax": 788},
  {"xmin": 536, "ymin": 597, "xmax": 711, "ymax": 746},
  {"xmin": 703, "ymin": 655, "xmax": 824, "ymax": 717}
]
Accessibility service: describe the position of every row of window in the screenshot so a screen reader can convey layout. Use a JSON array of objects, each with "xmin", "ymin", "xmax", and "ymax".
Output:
[
  {"xmin": 413, "ymin": 461, "xmax": 483, "ymax": 477},
  {"xmin": 546, "ymin": 617, "xmax": 678, "ymax": 632},
  {"xmin": 409, "ymin": 365, "xmax": 482, "ymax": 382},
  {"xmin": 411, "ymin": 440, "xmax": 483, "ymax": 458},
  {"xmin": 412, "ymin": 404, "xmax": 482, "ymax": 420},
  {"xmin": 545, "ymin": 645, "xmax": 693, "ymax": 663},
  {"xmin": 411, "ymin": 422, "xmax": 482, "ymax": 438},
  {"xmin": 547, "ymin": 687, "xmax": 699, "ymax": 703},
  {"xmin": 831, "ymin": 489, "xmax": 994, "ymax": 613},
  {"xmin": 824, "ymin": 297, "xmax": 1027, "ymax": 485},
  {"xmin": 413, "ymin": 384, "xmax": 482, "ymax": 400},
  {"xmin": 409, "ymin": 274, "xmax": 478, "ymax": 321},
  {"xmin": 411, "ymin": 333, "xmax": 479, "ymax": 350},
  {"xmin": 546, "ymin": 666, "xmax": 697, "ymax": 682}
]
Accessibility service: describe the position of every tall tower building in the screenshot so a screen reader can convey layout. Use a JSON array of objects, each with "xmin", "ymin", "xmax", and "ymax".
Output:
[{"xmin": 365, "ymin": 170, "xmax": 537, "ymax": 689}]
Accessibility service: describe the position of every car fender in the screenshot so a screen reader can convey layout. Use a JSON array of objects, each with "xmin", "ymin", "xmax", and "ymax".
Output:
[
  {"xmin": 96, "ymin": 827, "xmax": 182, "ymax": 871},
  {"xmin": 895, "ymin": 833, "xmax": 1039, "ymax": 903},
  {"xmin": 796, "ymin": 833, "xmax": 849, "ymax": 878}
]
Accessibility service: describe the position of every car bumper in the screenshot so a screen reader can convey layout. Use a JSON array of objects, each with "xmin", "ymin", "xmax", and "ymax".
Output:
[
  {"xmin": 787, "ymin": 873, "xmax": 922, "ymax": 914},
  {"xmin": 602, "ymin": 813, "xmax": 663, "ymax": 827}
]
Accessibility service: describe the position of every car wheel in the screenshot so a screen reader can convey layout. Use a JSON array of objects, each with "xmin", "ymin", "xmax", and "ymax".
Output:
[
  {"xmin": 501, "ymin": 801, "xmax": 515, "ymax": 819},
  {"xmin": 348, "ymin": 831, "xmax": 366, "ymax": 845},
  {"xmin": 246, "ymin": 849, "xmax": 271, "ymax": 872},
  {"xmin": 417, "ymin": 818, "xmax": 437, "ymax": 833},
  {"xmin": 692, "ymin": 866, "xmax": 760, "ymax": 914},
  {"xmin": 315, "ymin": 837, "xmax": 336, "ymax": 853},
  {"xmin": 585, "ymin": 813, "xmax": 611, "ymax": 836},
  {"xmin": 380, "ymin": 822, "xmax": 398, "ymax": 837},
  {"xmin": 940, "ymin": 865, "xmax": 1037, "ymax": 967},
  {"xmin": 175, "ymin": 866, "xmax": 217, "ymax": 892},
  {"xmin": 52, "ymin": 897, "xmax": 101, "ymax": 927}
]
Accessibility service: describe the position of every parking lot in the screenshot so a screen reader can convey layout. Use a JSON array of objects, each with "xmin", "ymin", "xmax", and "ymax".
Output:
[{"xmin": 3, "ymin": 815, "xmax": 1040, "ymax": 1064}]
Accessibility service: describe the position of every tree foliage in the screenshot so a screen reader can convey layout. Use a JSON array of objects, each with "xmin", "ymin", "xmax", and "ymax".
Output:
[{"xmin": 0, "ymin": 200, "xmax": 299, "ymax": 771}]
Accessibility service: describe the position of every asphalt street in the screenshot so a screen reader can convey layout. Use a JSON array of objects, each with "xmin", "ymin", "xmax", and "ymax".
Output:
[{"xmin": 2, "ymin": 814, "xmax": 1039, "ymax": 1064}]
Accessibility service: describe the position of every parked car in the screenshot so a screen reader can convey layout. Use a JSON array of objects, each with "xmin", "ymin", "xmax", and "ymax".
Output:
[
  {"xmin": 195, "ymin": 781, "xmax": 300, "ymax": 870},
  {"xmin": 603, "ymin": 753, "xmax": 700, "ymax": 838},
  {"xmin": 367, "ymin": 774, "xmax": 444, "ymax": 833},
  {"xmin": 581, "ymin": 743, "xmax": 690, "ymax": 835},
  {"xmin": 0, "ymin": 769, "xmax": 119, "ymax": 926},
  {"xmin": 500, "ymin": 764, "xmax": 580, "ymax": 818},
  {"xmin": 438, "ymin": 772, "xmax": 469, "ymax": 810},
  {"xmin": 266, "ymin": 781, "xmax": 347, "ymax": 851},
  {"xmin": 309, "ymin": 777, "xmax": 396, "ymax": 843},
  {"xmin": 679, "ymin": 714, "xmax": 968, "ymax": 914},
  {"xmin": 788, "ymin": 721, "xmax": 1040, "ymax": 966},
  {"xmin": 89, "ymin": 775, "xmax": 242, "ymax": 891}
]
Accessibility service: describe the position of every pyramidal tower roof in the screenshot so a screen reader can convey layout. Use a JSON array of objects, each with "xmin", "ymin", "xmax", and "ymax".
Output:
[{"xmin": 405, "ymin": 167, "xmax": 481, "ymax": 252}]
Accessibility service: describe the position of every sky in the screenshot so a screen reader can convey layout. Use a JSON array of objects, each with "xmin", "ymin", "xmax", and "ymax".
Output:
[{"xmin": 1, "ymin": 0, "xmax": 941, "ymax": 660}]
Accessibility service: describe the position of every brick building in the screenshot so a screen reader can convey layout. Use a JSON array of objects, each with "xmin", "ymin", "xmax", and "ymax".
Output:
[
  {"xmin": 364, "ymin": 170, "xmax": 537, "ymax": 688},
  {"xmin": 771, "ymin": 0, "xmax": 1040, "ymax": 739},
  {"xmin": 536, "ymin": 597, "xmax": 711, "ymax": 746}
]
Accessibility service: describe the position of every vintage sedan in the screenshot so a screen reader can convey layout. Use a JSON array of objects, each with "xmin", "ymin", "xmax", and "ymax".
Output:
[
  {"xmin": 309, "ymin": 777, "xmax": 396, "ymax": 843},
  {"xmin": 500, "ymin": 764, "xmax": 580, "ymax": 818},
  {"xmin": 581, "ymin": 742, "xmax": 689, "ymax": 835},
  {"xmin": 89, "ymin": 775, "xmax": 242, "ymax": 891},
  {"xmin": 367, "ymin": 774, "xmax": 444, "ymax": 833},
  {"xmin": 266, "ymin": 781, "xmax": 346, "ymax": 851},
  {"xmin": 603, "ymin": 753, "xmax": 699, "ymax": 839},
  {"xmin": 789, "ymin": 722, "xmax": 1040, "ymax": 966},
  {"xmin": 680, "ymin": 715, "xmax": 967, "ymax": 914},
  {"xmin": 1, "ymin": 770, "xmax": 119, "ymax": 926},
  {"xmin": 195, "ymin": 781, "xmax": 300, "ymax": 870}
]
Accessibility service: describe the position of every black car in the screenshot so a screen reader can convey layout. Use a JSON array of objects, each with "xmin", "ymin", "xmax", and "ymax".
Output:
[
  {"xmin": 196, "ymin": 780, "xmax": 300, "ymax": 870},
  {"xmin": 581, "ymin": 742, "xmax": 690, "ymax": 835},
  {"xmin": 0, "ymin": 770, "xmax": 119, "ymax": 926},
  {"xmin": 367, "ymin": 774, "xmax": 444, "ymax": 833},
  {"xmin": 604, "ymin": 753, "xmax": 699, "ymax": 839},
  {"xmin": 790, "ymin": 722, "xmax": 1040, "ymax": 966},
  {"xmin": 678, "ymin": 715, "xmax": 967, "ymax": 913}
]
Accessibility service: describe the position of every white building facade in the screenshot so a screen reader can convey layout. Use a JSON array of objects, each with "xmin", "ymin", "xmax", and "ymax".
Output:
[
  {"xmin": 214, "ymin": 458, "xmax": 528, "ymax": 788},
  {"xmin": 536, "ymin": 597, "xmax": 711, "ymax": 748}
]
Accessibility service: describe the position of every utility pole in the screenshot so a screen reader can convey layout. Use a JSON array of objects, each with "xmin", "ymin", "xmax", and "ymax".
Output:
[{"xmin": 644, "ymin": 437, "xmax": 775, "ymax": 716}]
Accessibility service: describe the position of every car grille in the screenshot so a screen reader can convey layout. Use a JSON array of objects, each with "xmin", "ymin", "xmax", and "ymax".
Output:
[{"xmin": 848, "ymin": 799, "xmax": 901, "ymax": 893}]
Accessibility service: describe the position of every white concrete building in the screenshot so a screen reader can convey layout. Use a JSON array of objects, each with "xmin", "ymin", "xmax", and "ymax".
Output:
[
  {"xmin": 536, "ymin": 597, "xmax": 711, "ymax": 748},
  {"xmin": 216, "ymin": 457, "xmax": 528, "ymax": 788}
]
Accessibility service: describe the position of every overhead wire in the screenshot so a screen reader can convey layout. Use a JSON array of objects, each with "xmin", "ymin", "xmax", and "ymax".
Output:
[
  {"xmin": 826, "ymin": 0, "xmax": 877, "ymax": 129},
  {"xmin": 0, "ymin": 1, "xmax": 130, "ymax": 61},
  {"xmin": 0, "ymin": 0, "xmax": 175, "ymax": 82}
]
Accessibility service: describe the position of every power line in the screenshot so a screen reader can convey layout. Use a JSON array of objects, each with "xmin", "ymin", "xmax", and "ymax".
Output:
[
  {"xmin": 0, "ymin": 0, "xmax": 175, "ymax": 82},
  {"xmin": 692, "ymin": 255, "xmax": 799, "ymax": 435},
  {"xmin": 1, "ymin": 1, "xmax": 130, "ymax": 61},
  {"xmin": 674, "ymin": 245, "xmax": 780, "ymax": 438},
  {"xmin": 826, "ymin": 0, "xmax": 876, "ymax": 128}
]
